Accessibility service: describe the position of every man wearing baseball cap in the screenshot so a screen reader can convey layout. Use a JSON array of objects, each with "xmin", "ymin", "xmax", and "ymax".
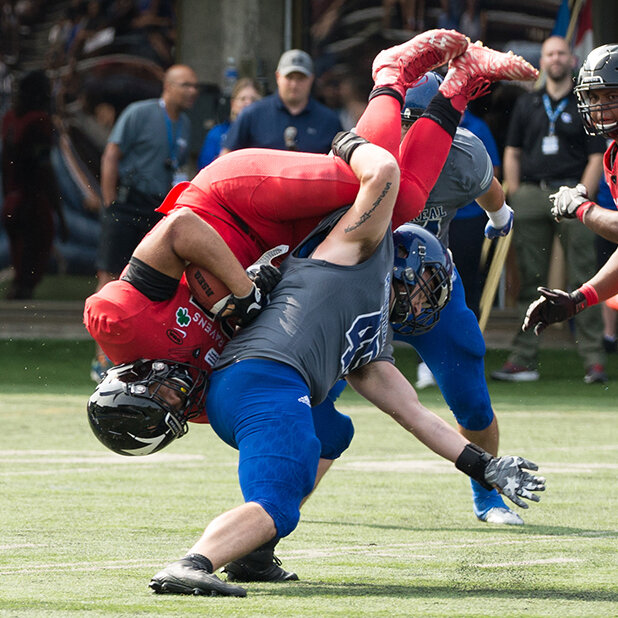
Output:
[{"xmin": 223, "ymin": 49, "xmax": 342, "ymax": 154}]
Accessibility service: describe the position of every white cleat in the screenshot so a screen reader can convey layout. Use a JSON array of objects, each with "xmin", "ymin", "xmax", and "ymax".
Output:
[{"xmin": 479, "ymin": 507, "xmax": 524, "ymax": 526}]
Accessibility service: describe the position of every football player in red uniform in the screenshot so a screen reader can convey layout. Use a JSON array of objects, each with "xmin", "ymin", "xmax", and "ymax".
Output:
[{"xmin": 524, "ymin": 45, "xmax": 618, "ymax": 335}]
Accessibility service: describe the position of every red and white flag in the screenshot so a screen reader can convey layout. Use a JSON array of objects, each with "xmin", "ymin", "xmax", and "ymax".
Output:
[{"xmin": 572, "ymin": 0, "xmax": 594, "ymax": 67}]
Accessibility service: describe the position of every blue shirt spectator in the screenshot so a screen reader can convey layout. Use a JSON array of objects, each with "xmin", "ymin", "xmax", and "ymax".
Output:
[
  {"xmin": 198, "ymin": 78, "xmax": 262, "ymax": 169},
  {"xmin": 223, "ymin": 49, "xmax": 342, "ymax": 154}
]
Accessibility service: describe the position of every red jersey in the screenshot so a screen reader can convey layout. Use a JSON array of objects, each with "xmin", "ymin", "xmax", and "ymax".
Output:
[
  {"xmin": 84, "ymin": 278, "xmax": 232, "ymax": 423},
  {"xmin": 603, "ymin": 140, "xmax": 618, "ymax": 205},
  {"xmin": 155, "ymin": 113, "xmax": 450, "ymax": 266}
]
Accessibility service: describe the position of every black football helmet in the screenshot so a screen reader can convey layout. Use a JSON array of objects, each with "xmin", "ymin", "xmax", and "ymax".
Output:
[
  {"xmin": 390, "ymin": 223, "xmax": 453, "ymax": 335},
  {"xmin": 574, "ymin": 44, "xmax": 618, "ymax": 138},
  {"xmin": 87, "ymin": 359, "xmax": 207, "ymax": 456}
]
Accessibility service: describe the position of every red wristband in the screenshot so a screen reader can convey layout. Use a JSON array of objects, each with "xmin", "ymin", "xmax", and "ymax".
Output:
[
  {"xmin": 576, "ymin": 201, "xmax": 594, "ymax": 222},
  {"xmin": 579, "ymin": 283, "xmax": 599, "ymax": 307}
]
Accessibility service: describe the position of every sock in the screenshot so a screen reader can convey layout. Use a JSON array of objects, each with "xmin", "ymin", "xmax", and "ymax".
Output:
[
  {"xmin": 254, "ymin": 536, "xmax": 280, "ymax": 553},
  {"xmin": 355, "ymin": 93, "xmax": 402, "ymax": 161},
  {"xmin": 186, "ymin": 553, "xmax": 214, "ymax": 573},
  {"xmin": 393, "ymin": 102, "xmax": 458, "ymax": 226},
  {"xmin": 471, "ymin": 478, "xmax": 506, "ymax": 515},
  {"xmin": 420, "ymin": 92, "xmax": 462, "ymax": 138}
]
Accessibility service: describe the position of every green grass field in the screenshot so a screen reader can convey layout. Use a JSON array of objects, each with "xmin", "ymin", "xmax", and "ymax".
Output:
[{"xmin": 0, "ymin": 341, "xmax": 617, "ymax": 617}]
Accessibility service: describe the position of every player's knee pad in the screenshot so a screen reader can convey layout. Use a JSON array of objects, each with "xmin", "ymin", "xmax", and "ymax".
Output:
[
  {"xmin": 242, "ymin": 432, "xmax": 322, "ymax": 538},
  {"xmin": 449, "ymin": 386, "xmax": 494, "ymax": 431},
  {"xmin": 312, "ymin": 397, "xmax": 355, "ymax": 459}
]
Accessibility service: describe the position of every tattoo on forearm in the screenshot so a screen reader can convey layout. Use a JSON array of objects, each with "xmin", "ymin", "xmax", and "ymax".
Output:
[{"xmin": 344, "ymin": 182, "xmax": 392, "ymax": 233}]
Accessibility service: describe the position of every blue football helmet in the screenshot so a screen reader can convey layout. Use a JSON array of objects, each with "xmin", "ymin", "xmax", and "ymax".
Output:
[
  {"xmin": 402, "ymin": 71, "xmax": 444, "ymax": 125},
  {"xmin": 575, "ymin": 44, "xmax": 618, "ymax": 138},
  {"xmin": 391, "ymin": 223, "xmax": 453, "ymax": 335},
  {"xmin": 87, "ymin": 359, "xmax": 207, "ymax": 456}
]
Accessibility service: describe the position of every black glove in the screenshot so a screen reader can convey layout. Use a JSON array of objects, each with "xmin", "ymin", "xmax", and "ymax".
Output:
[
  {"xmin": 484, "ymin": 456, "xmax": 546, "ymax": 509},
  {"xmin": 522, "ymin": 286, "xmax": 587, "ymax": 335},
  {"xmin": 246, "ymin": 263, "xmax": 282, "ymax": 295},
  {"xmin": 216, "ymin": 264, "xmax": 282, "ymax": 327}
]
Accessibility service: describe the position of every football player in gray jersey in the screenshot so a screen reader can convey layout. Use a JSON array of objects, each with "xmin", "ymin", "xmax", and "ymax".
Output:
[
  {"xmin": 367, "ymin": 72, "xmax": 519, "ymax": 525},
  {"xmin": 149, "ymin": 109, "xmax": 544, "ymax": 597},
  {"xmin": 399, "ymin": 74, "xmax": 518, "ymax": 525}
]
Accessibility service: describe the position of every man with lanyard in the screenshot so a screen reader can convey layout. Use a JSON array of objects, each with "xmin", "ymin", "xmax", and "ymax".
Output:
[
  {"xmin": 492, "ymin": 36, "xmax": 607, "ymax": 385},
  {"xmin": 91, "ymin": 64, "xmax": 198, "ymax": 382}
]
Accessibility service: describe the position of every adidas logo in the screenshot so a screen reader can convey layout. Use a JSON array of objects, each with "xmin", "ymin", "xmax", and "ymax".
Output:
[{"xmin": 298, "ymin": 395, "xmax": 311, "ymax": 407}]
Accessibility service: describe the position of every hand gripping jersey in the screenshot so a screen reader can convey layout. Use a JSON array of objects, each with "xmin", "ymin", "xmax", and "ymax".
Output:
[{"xmin": 216, "ymin": 210, "xmax": 395, "ymax": 405}]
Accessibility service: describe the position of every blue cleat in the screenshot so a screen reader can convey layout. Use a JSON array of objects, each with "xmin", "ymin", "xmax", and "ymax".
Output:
[{"xmin": 472, "ymin": 479, "xmax": 524, "ymax": 525}]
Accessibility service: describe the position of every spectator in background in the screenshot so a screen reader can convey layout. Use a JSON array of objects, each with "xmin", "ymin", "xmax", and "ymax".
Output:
[
  {"xmin": 1, "ymin": 69, "xmax": 66, "ymax": 300},
  {"xmin": 90, "ymin": 63, "xmax": 198, "ymax": 382},
  {"xmin": 222, "ymin": 49, "xmax": 342, "ymax": 154},
  {"xmin": 197, "ymin": 77, "xmax": 262, "ymax": 169},
  {"xmin": 458, "ymin": 0, "xmax": 484, "ymax": 43},
  {"xmin": 491, "ymin": 36, "xmax": 607, "ymax": 385},
  {"xmin": 338, "ymin": 74, "xmax": 369, "ymax": 131}
]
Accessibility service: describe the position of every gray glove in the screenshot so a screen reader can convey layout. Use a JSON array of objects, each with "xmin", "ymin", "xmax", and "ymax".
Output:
[
  {"xmin": 484, "ymin": 456, "xmax": 546, "ymax": 509},
  {"xmin": 549, "ymin": 184, "xmax": 588, "ymax": 220}
]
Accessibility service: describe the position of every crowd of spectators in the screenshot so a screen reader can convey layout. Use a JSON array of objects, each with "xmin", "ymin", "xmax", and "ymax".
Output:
[{"xmin": 47, "ymin": 0, "xmax": 176, "ymax": 70}]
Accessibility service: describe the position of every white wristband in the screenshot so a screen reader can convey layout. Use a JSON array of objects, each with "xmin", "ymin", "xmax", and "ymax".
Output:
[{"xmin": 487, "ymin": 202, "xmax": 511, "ymax": 228}]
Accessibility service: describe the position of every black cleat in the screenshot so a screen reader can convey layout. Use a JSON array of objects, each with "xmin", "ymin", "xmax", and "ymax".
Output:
[
  {"xmin": 149, "ymin": 554, "xmax": 247, "ymax": 597},
  {"xmin": 223, "ymin": 549, "xmax": 299, "ymax": 583}
]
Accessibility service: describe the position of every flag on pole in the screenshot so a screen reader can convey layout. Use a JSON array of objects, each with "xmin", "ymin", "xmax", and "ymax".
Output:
[
  {"xmin": 551, "ymin": 0, "xmax": 571, "ymax": 37},
  {"xmin": 572, "ymin": 0, "xmax": 594, "ymax": 67},
  {"xmin": 551, "ymin": 0, "xmax": 594, "ymax": 67}
]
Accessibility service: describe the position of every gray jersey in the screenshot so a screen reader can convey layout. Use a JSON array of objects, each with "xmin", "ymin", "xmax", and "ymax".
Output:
[
  {"xmin": 411, "ymin": 127, "xmax": 493, "ymax": 245},
  {"xmin": 217, "ymin": 210, "xmax": 394, "ymax": 404}
]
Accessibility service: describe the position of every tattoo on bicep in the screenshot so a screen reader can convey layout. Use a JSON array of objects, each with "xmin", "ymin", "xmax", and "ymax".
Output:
[{"xmin": 344, "ymin": 182, "xmax": 392, "ymax": 233}]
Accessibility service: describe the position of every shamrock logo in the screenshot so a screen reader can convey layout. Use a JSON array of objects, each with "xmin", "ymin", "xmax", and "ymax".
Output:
[{"xmin": 176, "ymin": 307, "xmax": 191, "ymax": 327}]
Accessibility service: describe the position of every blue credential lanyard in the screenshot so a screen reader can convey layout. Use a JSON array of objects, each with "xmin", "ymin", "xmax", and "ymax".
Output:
[
  {"xmin": 159, "ymin": 98, "xmax": 178, "ymax": 170},
  {"xmin": 542, "ymin": 94, "xmax": 568, "ymax": 136}
]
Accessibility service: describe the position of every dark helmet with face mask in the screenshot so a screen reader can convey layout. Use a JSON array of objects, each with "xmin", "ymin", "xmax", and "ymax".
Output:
[
  {"xmin": 575, "ymin": 44, "xmax": 618, "ymax": 139},
  {"xmin": 390, "ymin": 223, "xmax": 453, "ymax": 335},
  {"xmin": 87, "ymin": 359, "xmax": 207, "ymax": 456}
]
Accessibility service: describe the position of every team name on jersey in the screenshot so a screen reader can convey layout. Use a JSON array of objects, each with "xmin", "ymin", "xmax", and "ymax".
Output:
[
  {"xmin": 413, "ymin": 205, "xmax": 447, "ymax": 223},
  {"xmin": 192, "ymin": 311, "xmax": 228, "ymax": 345}
]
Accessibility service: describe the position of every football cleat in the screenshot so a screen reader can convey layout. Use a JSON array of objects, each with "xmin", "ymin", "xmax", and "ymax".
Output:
[
  {"xmin": 477, "ymin": 506, "xmax": 524, "ymax": 526},
  {"xmin": 224, "ymin": 550, "xmax": 299, "ymax": 583},
  {"xmin": 372, "ymin": 29, "xmax": 469, "ymax": 98},
  {"xmin": 149, "ymin": 554, "xmax": 247, "ymax": 597},
  {"xmin": 491, "ymin": 362, "xmax": 539, "ymax": 382},
  {"xmin": 440, "ymin": 41, "xmax": 538, "ymax": 108}
]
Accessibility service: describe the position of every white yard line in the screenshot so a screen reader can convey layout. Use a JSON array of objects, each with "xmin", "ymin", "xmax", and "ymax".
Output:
[
  {"xmin": 0, "ymin": 559, "xmax": 163, "ymax": 575},
  {"xmin": 475, "ymin": 557, "xmax": 584, "ymax": 568},
  {"xmin": 1, "ymin": 532, "xmax": 612, "ymax": 574}
]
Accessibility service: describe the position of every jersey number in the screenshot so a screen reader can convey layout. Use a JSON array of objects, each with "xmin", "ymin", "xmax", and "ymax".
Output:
[{"xmin": 341, "ymin": 312, "xmax": 385, "ymax": 375}]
